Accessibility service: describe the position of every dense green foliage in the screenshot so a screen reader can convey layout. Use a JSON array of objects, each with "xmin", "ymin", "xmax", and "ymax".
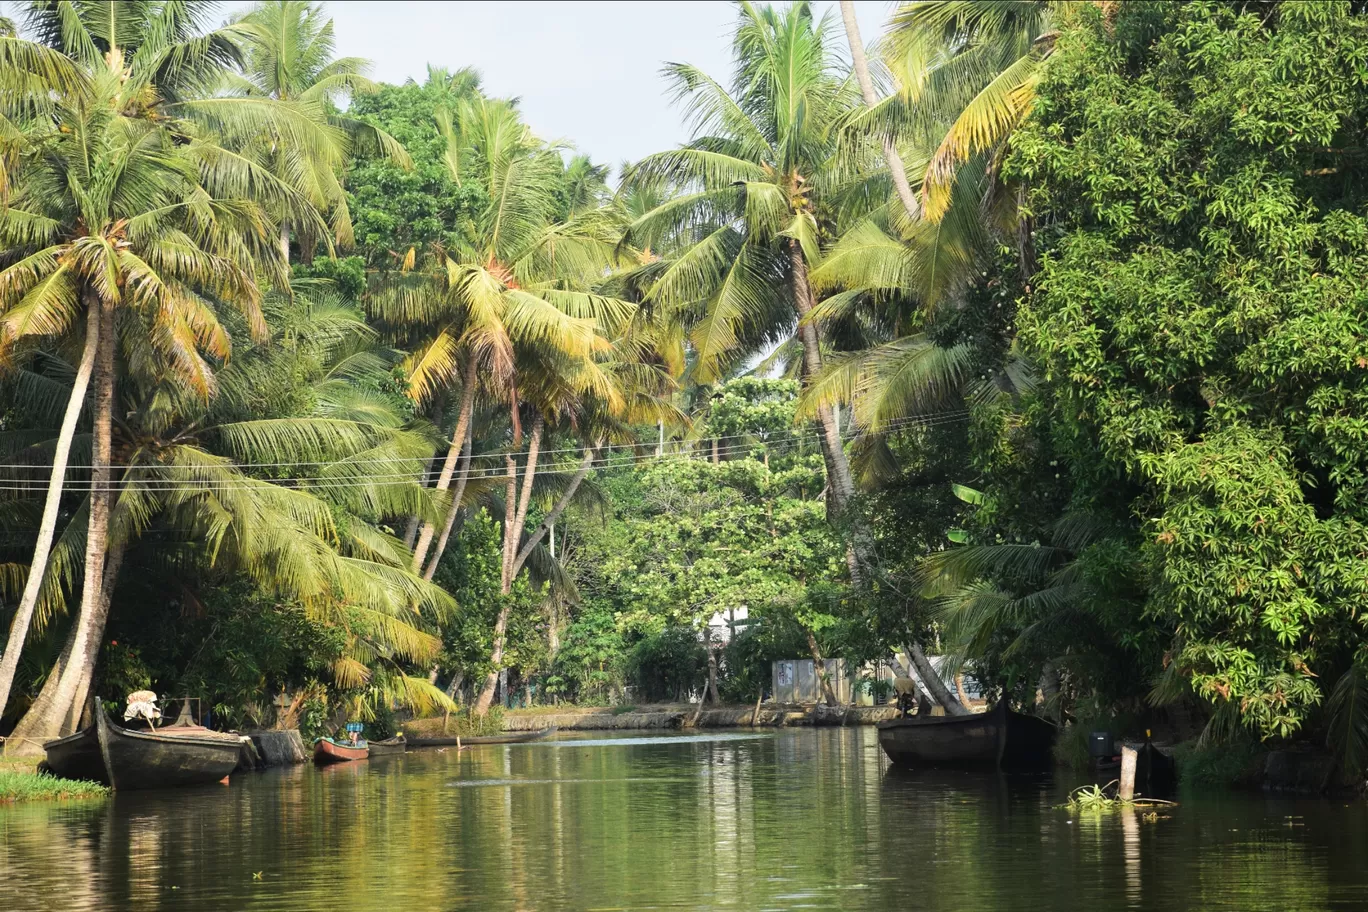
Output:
[{"xmin": 1005, "ymin": 0, "xmax": 1368, "ymax": 738}]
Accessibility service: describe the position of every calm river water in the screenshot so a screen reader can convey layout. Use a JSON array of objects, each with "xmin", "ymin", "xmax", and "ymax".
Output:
[{"xmin": 3, "ymin": 727, "xmax": 1368, "ymax": 911}]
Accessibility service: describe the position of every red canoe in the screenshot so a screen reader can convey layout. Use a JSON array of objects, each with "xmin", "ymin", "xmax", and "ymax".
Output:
[{"xmin": 314, "ymin": 737, "xmax": 369, "ymax": 764}]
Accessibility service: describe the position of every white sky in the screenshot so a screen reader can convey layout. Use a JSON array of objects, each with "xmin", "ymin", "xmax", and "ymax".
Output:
[{"xmin": 226, "ymin": 1, "xmax": 898, "ymax": 167}]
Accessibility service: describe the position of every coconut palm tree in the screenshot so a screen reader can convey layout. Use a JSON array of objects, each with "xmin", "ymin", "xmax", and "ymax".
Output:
[
  {"xmin": 4, "ymin": 287, "xmax": 456, "ymax": 744},
  {"xmin": 624, "ymin": 1, "xmax": 869, "ymax": 527},
  {"xmin": 884, "ymin": 0, "xmax": 1077, "ymax": 221},
  {"xmin": 469, "ymin": 345, "xmax": 681, "ymax": 715},
  {"xmin": 838, "ymin": 0, "xmax": 922, "ymax": 224},
  {"xmin": 0, "ymin": 6, "xmax": 327, "ymax": 733},
  {"xmin": 377, "ymin": 95, "xmax": 634, "ymax": 577},
  {"xmin": 228, "ymin": 0, "xmax": 411, "ymax": 259}
]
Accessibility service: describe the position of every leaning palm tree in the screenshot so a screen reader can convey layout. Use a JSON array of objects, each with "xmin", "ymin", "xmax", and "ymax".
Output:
[
  {"xmin": 375, "ymin": 95, "xmax": 632, "ymax": 577},
  {"xmin": 0, "ymin": 11, "xmax": 327, "ymax": 732},
  {"xmin": 227, "ymin": 0, "xmax": 411, "ymax": 259},
  {"xmin": 838, "ymin": 0, "xmax": 922, "ymax": 224},
  {"xmin": 469, "ymin": 344, "xmax": 681, "ymax": 715},
  {"xmin": 5, "ymin": 288, "xmax": 456, "ymax": 745}
]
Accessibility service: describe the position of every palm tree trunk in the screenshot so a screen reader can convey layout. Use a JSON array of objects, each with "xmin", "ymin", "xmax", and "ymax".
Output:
[
  {"xmin": 64, "ymin": 541, "xmax": 125, "ymax": 732},
  {"xmin": 506, "ymin": 416, "xmax": 544, "ymax": 585},
  {"xmin": 806, "ymin": 630, "xmax": 839, "ymax": 707},
  {"xmin": 789, "ymin": 241, "xmax": 857, "ymax": 514},
  {"xmin": 840, "ymin": 0, "xmax": 922, "ymax": 223},
  {"xmin": 474, "ymin": 441, "xmax": 598, "ymax": 715},
  {"xmin": 547, "ymin": 597, "xmax": 561, "ymax": 666},
  {"xmin": 500, "ymin": 452, "xmax": 519, "ymax": 590},
  {"xmin": 473, "ymin": 600, "xmax": 512, "ymax": 716},
  {"xmin": 0, "ymin": 300, "xmax": 99, "ymax": 720},
  {"xmin": 422, "ymin": 423, "xmax": 474, "ymax": 581},
  {"xmin": 706, "ymin": 635, "xmax": 720, "ymax": 704},
  {"xmin": 279, "ymin": 220, "xmax": 291, "ymax": 264},
  {"xmin": 905, "ymin": 643, "xmax": 968, "ymax": 716},
  {"xmin": 11, "ymin": 295, "xmax": 116, "ymax": 749},
  {"xmin": 1038, "ymin": 660, "xmax": 1059, "ymax": 720},
  {"xmin": 509, "ymin": 441, "xmax": 598, "ymax": 580},
  {"xmin": 411, "ymin": 361, "xmax": 478, "ymax": 571},
  {"xmin": 401, "ymin": 516, "xmax": 421, "ymax": 550}
]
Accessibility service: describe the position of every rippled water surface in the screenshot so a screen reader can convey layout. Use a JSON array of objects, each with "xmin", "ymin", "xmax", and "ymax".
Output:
[{"xmin": 4, "ymin": 727, "xmax": 1368, "ymax": 911}]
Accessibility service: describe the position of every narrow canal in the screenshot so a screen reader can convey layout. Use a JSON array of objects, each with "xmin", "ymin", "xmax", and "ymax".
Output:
[{"xmin": 3, "ymin": 728, "xmax": 1367, "ymax": 911}]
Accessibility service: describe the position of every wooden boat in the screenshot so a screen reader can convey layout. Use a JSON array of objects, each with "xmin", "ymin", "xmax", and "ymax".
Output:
[
  {"xmin": 408, "ymin": 726, "xmax": 556, "ymax": 748},
  {"xmin": 367, "ymin": 735, "xmax": 407, "ymax": 756},
  {"xmin": 876, "ymin": 698, "xmax": 1056, "ymax": 770},
  {"xmin": 97, "ymin": 709, "xmax": 243, "ymax": 790},
  {"xmin": 1136, "ymin": 738, "xmax": 1177, "ymax": 794},
  {"xmin": 314, "ymin": 737, "xmax": 369, "ymax": 764},
  {"xmin": 41, "ymin": 724, "xmax": 108, "ymax": 784}
]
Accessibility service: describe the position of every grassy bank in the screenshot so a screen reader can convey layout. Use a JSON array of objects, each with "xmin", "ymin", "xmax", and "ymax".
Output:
[{"xmin": 0, "ymin": 757, "xmax": 108, "ymax": 803}]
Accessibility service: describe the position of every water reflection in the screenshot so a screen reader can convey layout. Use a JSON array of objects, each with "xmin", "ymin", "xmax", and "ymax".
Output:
[{"xmin": 2, "ymin": 728, "xmax": 1366, "ymax": 911}]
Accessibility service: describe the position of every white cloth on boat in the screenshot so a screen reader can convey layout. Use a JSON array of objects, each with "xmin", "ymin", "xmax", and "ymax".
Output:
[{"xmin": 124, "ymin": 690, "xmax": 162, "ymax": 722}]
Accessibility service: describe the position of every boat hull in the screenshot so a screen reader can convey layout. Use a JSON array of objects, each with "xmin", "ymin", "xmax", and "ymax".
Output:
[
  {"xmin": 95, "ymin": 710, "xmax": 242, "ymax": 790},
  {"xmin": 409, "ymin": 726, "xmax": 555, "ymax": 748},
  {"xmin": 314, "ymin": 738, "xmax": 369, "ymax": 764},
  {"xmin": 367, "ymin": 736, "xmax": 406, "ymax": 756},
  {"xmin": 877, "ymin": 699, "xmax": 1055, "ymax": 770},
  {"xmin": 42, "ymin": 725, "xmax": 108, "ymax": 785}
]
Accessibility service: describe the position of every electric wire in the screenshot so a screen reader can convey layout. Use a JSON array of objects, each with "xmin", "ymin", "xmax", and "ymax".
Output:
[{"xmin": 0, "ymin": 412, "xmax": 971, "ymax": 493}]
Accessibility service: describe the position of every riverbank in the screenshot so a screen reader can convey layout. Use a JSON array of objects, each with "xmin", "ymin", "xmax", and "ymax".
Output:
[
  {"xmin": 402, "ymin": 703, "xmax": 902, "ymax": 737},
  {"xmin": 0, "ymin": 757, "xmax": 107, "ymax": 803}
]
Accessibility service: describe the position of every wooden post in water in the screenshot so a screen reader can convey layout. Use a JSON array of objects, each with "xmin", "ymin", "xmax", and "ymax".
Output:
[
  {"xmin": 1119, "ymin": 744, "xmax": 1138, "ymax": 801},
  {"xmin": 752, "ymin": 689, "xmax": 763, "ymax": 726}
]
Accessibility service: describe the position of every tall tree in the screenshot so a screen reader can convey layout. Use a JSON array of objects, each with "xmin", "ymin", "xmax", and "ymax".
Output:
[
  {"xmin": 839, "ymin": 0, "xmax": 922, "ymax": 223},
  {"xmin": 0, "ymin": 0, "xmax": 329, "ymax": 738},
  {"xmin": 378, "ymin": 96, "xmax": 629, "ymax": 576},
  {"xmin": 623, "ymin": 1, "xmax": 864, "ymax": 540},
  {"xmin": 884, "ymin": 0, "xmax": 1071, "ymax": 220},
  {"xmin": 229, "ymin": 0, "xmax": 411, "ymax": 259}
]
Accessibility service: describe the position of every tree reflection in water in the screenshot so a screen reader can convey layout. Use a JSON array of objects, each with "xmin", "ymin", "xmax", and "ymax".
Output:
[{"xmin": 1, "ymin": 728, "xmax": 1363, "ymax": 911}]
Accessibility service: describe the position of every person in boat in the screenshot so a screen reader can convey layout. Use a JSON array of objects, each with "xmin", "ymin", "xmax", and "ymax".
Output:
[{"xmin": 124, "ymin": 690, "xmax": 161, "ymax": 727}]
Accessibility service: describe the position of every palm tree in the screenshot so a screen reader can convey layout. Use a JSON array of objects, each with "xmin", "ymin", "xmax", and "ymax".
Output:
[
  {"xmin": 229, "ymin": 0, "xmax": 411, "ymax": 259},
  {"xmin": 5, "ymin": 287, "xmax": 456, "ymax": 744},
  {"xmin": 0, "ymin": 3, "xmax": 326, "ymax": 736},
  {"xmin": 884, "ymin": 0, "xmax": 1077, "ymax": 221},
  {"xmin": 838, "ymin": 0, "xmax": 922, "ymax": 224},
  {"xmin": 923, "ymin": 506, "xmax": 1144, "ymax": 716},
  {"xmin": 378, "ymin": 95, "xmax": 630, "ymax": 577},
  {"xmin": 623, "ymin": 1, "xmax": 866, "ymax": 543},
  {"xmin": 468, "ymin": 332, "xmax": 681, "ymax": 715}
]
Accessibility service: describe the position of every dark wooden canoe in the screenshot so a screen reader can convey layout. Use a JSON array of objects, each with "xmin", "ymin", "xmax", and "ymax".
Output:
[
  {"xmin": 367, "ymin": 735, "xmax": 407, "ymax": 756},
  {"xmin": 408, "ymin": 726, "xmax": 556, "ymax": 748},
  {"xmin": 1136, "ymin": 739, "xmax": 1177, "ymax": 794},
  {"xmin": 314, "ymin": 737, "xmax": 369, "ymax": 764},
  {"xmin": 877, "ymin": 698, "xmax": 1056, "ymax": 770},
  {"xmin": 95, "ymin": 708, "xmax": 242, "ymax": 790},
  {"xmin": 42, "ymin": 724, "xmax": 108, "ymax": 785}
]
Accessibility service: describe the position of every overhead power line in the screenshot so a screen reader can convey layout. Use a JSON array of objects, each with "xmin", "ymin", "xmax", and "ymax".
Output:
[{"xmin": 0, "ymin": 412, "xmax": 970, "ymax": 493}]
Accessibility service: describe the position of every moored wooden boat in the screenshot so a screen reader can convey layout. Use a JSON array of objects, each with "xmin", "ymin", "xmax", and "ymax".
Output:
[
  {"xmin": 94, "ymin": 706, "xmax": 243, "ymax": 790},
  {"xmin": 408, "ymin": 726, "xmax": 556, "ymax": 748},
  {"xmin": 876, "ymin": 698, "xmax": 1056, "ymax": 770},
  {"xmin": 1136, "ymin": 738, "xmax": 1177, "ymax": 794},
  {"xmin": 42, "ymin": 724, "xmax": 108, "ymax": 784},
  {"xmin": 367, "ymin": 735, "xmax": 407, "ymax": 756},
  {"xmin": 314, "ymin": 737, "xmax": 369, "ymax": 764}
]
